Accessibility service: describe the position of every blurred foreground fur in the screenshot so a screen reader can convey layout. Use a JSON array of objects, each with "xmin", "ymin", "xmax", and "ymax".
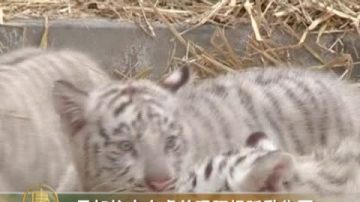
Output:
[{"xmin": 0, "ymin": 47, "xmax": 109, "ymax": 191}]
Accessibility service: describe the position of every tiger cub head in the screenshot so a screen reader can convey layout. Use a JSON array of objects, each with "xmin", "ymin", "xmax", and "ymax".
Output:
[
  {"xmin": 53, "ymin": 66, "xmax": 193, "ymax": 192},
  {"xmin": 225, "ymin": 133, "xmax": 296, "ymax": 193},
  {"xmin": 176, "ymin": 131, "xmax": 297, "ymax": 193}
]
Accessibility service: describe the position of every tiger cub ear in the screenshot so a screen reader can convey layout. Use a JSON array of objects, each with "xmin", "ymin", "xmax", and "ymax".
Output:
[
  {"xmin": 53, "ymin": 80, "xmax": 88, "ymax": 136},
  {"xmin": 246, "ymin": 131, "xmax": 278, "ymax": 151},
  {"xmin": 161, "ymin": 65, "xmax": 192, "ymax": 93}
]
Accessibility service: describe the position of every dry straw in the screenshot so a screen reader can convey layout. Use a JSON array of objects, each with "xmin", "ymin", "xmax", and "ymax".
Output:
[{"xmin": 1, "ymin": 0, "xmax": 359, "ymax": 80}]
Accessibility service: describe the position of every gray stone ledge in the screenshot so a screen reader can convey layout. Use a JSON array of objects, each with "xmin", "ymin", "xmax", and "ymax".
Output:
[{"xmin": 0, "ymin": 18, "xmax": 359, "ymax": 79}]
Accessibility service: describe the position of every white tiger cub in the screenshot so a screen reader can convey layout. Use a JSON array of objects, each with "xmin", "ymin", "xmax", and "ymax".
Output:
[
  {"xmin": 176, "ymin": 132, "xmax": 360, "ymax": 194},
  {"xmin": 53, "ymin": 65, "xmax": 360, "ymax": 192},
  {"xmin": 0, "ymin": 47, "xmax": 109, "ymax": 192}
]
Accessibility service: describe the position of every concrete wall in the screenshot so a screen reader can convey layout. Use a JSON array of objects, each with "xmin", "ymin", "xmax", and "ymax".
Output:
[{"xmin": 0, "ymin": 18, "xmax": 359, "ymax": 79}]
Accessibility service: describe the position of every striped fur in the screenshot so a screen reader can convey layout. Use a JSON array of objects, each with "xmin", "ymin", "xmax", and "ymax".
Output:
[
  {"xmin": 53, "ymin": 66, "xmax": 360, "ymax": 192},
  {"xmin": 0, "ymin": 48, "xmax": 109, "ymax": 192},
  {"xmin": 176, "ymin": 133, "xmax": 360, "ymax": 194},
  {"xmin": 180, "ymin": 67, "xmax": 360, "ymax": 156}
]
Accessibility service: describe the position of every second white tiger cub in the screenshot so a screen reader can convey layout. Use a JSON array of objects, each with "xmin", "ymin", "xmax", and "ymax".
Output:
[{"xmin": 176, "ymin": 132, "xmax": 360, "ymax": 194}]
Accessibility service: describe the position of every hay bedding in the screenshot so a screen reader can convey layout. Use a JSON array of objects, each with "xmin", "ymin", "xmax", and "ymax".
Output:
[{"xmin": 0, "ymin": 0, "xmax": 360, "ymax": 80}]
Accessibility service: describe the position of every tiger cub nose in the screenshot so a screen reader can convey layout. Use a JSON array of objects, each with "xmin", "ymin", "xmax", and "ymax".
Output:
[{"xmin": 145, "ymin": 176, "xmax": 172, "ymax": 192}]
